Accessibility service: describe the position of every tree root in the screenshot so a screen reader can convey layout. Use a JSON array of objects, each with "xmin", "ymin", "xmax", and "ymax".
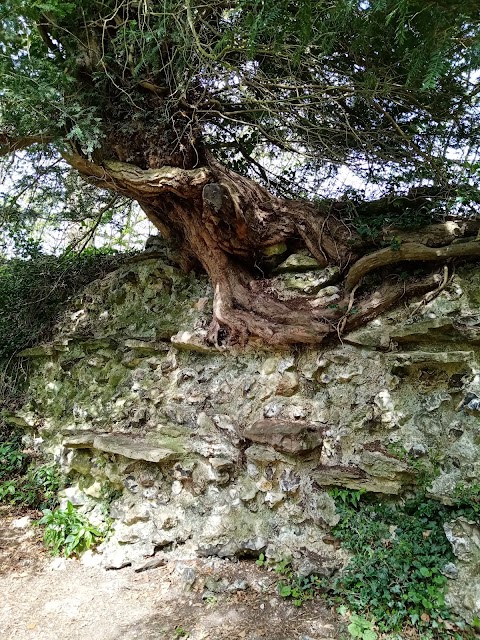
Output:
[
  {"xmin": 207, "ymin": 259, "xmax": 440, "ymax": 347},
  {"xmin": 345, "ymin": 239, "xmax": 480, "ymax": 291}
]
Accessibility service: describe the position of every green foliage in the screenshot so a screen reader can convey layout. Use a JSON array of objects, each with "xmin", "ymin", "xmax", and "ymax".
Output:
[
  {"xmin": 39, "ymin": 501, "xmax": 105, "ymax": 557},
  {"xmin": 275, "ymin": 560, "xmax": 322, "ymax": 607},
  {"xmin": 0, "ymin": 464, "xmax": 63, "ymax": 509},
  {"xmin": 326, "ymin": 492, "xmax": 473, "ymax": 637},
  {"xmin": 0, "ymin": 0, "xmax": 479, "ymax": 211},
  {"xmin": 0, "ymin": 437, "xmax": 27, "ymax": 479},
  {"xmin": 259, "ymin": 489, "xmax": 479, "ymax": 637},
  {"xmin": 352, "ymin": 203, "xmax": 445, "ymax": 240},
  {"xmin": 0, "ymin": 250, "xmax": 126, "ymax": 363},
  {"xmin": 452, "ymin": 483, "xmax": 480, "ymax": 521},
  {"xmin": 385, "ymin": 443, "xmax": 443, "ymax": 488},
  {"xmin": 346, "ymin": 613, "xmax": 378, "ymax": 640},
  {"xmin": 0, "ymin": 436, "xmax": 64, "ymax": 509},
  {"xmin": 328, "ymin": 487, "xmax": 366, "ymax": 508},
  {"xmin": 256, "ymin": 552, "xmax": 266, "ymax": 567}
]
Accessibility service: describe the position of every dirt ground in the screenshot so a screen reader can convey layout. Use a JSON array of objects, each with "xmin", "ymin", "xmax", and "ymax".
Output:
[{"xmin": 0, "ymin": 508, "xmax": 342, "ymax": 640}]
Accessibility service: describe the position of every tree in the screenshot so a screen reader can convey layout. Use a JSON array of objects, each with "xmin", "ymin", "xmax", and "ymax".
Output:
[{"xmin": 1, "ymin": 0, "xmax": 480, "ymax": 346}]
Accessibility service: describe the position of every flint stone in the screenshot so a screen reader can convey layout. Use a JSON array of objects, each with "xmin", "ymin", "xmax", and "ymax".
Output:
[
  {"xmin": 312, "ymin": 464, "xmax": 403, "ymax": 494},
  {"xmin": 198, "ymin": 536, "xmax": 267, "ymax": 558},
  {"xmin": 176, "ymin": 564, "xmax": 197, "ymax": 587},
  {"xmin": 444, "ymin": 519, "xmax": 480, "ymax": 623},
  {"xmin": 442, "ymin": 562, "xmax": 459, "ymax": 579},
  {"xmin": 279, "ymin": 267, "xmax": 340, "ymax": 294},
  {"xmin": 444, "ymin": 518, "xmax": 480, "ymax": 561},
  {"xmin": 11, "ymin": 516, "xmax": 31, "ymax": 529}
]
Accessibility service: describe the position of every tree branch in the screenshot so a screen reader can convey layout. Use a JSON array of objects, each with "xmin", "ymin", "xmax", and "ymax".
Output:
[
  {"xmin": 64, "ymin": 155, "xmax": 211, "ymax": 199},
  {"xmin": 345, "ymin": 240, "xmax": 480, "ymax": 291},
  {"xmin": 0, "ymin": 134, "xmax": 53, "ymax": 157}
]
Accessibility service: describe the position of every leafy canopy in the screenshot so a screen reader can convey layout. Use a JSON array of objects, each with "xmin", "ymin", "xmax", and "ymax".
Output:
[{"xmin": 0, "ymin": 0, "xmax": 479, "ymax": 237}]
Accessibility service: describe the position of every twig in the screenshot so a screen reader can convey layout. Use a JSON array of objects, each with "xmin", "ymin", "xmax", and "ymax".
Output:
[
  {"xmin": 337, "ymin": 282, "xmax": 360, "ymax": 337},
  {"xmin": 407, "ymin": 265, "xmax": 452, "ymax": 319}
]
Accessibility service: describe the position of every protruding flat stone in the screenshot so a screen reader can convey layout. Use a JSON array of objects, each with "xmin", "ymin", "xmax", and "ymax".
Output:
[
  {"xmin": 386, "ymin": 351, "xmax": 474, "ymax": 368},
  {"xmin": 171, "ymin": 330, "xmax": 214, "ymax": 353},
  {"xmin": 62, "ymin": 433, "xmax": 97, "ymax": 448},
  {"xmin": 18, "ymin": 344, "xmax": 55, "ymax": 357},
  {"xmin": 3, "ymin": 414, "xmax": 31, "ymax": 427},
  {"xmin": 359, "ymin": 450, "xmax": 414, "ymax": 478},
  {"xmin": 311, "ymin": 464, "xmax": 402, "ymax": 494},
  {"xmin": 80, "ymin": 338, "xmax": 117, "ymax": 351},
  {"xmin": 390, "ymin": 318, "xmax": 456, "ymax": 343},
  {"xmin": 343, "ymin": 319, "xmax": 390, "ymax": 348},
  {"xmin": 243, "ymin": 420, "xmax": 324, "ymax": 454},
  {"xmin": 123, "ymin": 339, "xmax": 169, "ymax": 354},
  {"xmin": 93, "ymin": 434, "xmax": 181, "ymax": 463}
]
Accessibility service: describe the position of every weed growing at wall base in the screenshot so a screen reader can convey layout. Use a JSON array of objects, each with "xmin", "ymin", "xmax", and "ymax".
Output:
[
  {"xmin": 39, "ymin": 501, "xmax": 106, "ymax": 557},
  {"xmin": 0, "ymin": 435, "xmax": 63, "ymax": 509}
]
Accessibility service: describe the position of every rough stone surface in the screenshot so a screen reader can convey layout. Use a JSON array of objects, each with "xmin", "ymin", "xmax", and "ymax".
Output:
[
  {"xmin": 242, "ymin": 420, "xmax": 324, "ymax": 454},
  {"xmin": 444, "ymin": 519, "xmax": 480, "ymax": 623},
  {"xmin": 275, "ymin": 253, "xmax": 324, "ymax": 273},
  {"xmin": 12, "ymin": 257, "xmax": 480, "ymax": 622}
]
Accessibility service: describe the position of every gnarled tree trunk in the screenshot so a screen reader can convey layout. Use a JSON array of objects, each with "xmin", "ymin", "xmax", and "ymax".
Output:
[{"xmin": 66, "ymin": 152, "xmax": 480, "ymax": 347}]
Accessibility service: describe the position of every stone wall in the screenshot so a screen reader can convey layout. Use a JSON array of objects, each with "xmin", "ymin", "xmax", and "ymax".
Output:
[{"xmin": 8, "ymin": 253, "xmax": 480, "ymax": 622}]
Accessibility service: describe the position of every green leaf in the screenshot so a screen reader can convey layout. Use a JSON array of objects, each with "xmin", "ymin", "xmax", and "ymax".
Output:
[
  {"xmin": 410, "ymin": 613, "xmax": 420, "ymax": 625},
  {"xmin": 347, "ymin": 623, "xmax": 363, "ymax": 637},
  {"xmin": 278, "ymin": 584, "xmax": 292, "ymax": 597}
]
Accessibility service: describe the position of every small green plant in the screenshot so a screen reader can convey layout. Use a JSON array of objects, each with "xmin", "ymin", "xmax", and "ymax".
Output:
[
  {"xmin": 0, "ymin": 435, "xmax": 64, "ymax": 509},
  {"xmin": 328, "ymin": 487, "xmax": 365, "ymax": 508},
  {"xmin": 452, "ymin": 483, "xmax": 480, "ymax": 520},
  {"xmin": 0, "ymin": 439, "xmax": 27, "ymax": 479},
  {"xmin": 204, "ymin": 594, "xmax": 218, "ymax": 607},
  {"xmin": 30, "ymin": 464, "xmax": 64, "ymax": 508},
  {"xmin": 275, "ymin": 559, "xmax": 321, "ymax": 607},
  {"xmin": 346, "ymin": 613, "xmax": 378, "ymax": 640},
  {"xmin": 39, "ymin": 501, "xmax": 105, "ymax": 557},
  {"xmin": 0, "ymin": 462, "xmax": 63, "ymax": 509},
  {"xmin": 256, "ymin": 552, "xmax": 266, "ymax": 567},
  {"xmin": 0, "ymin": 479, "xmax": 17, "ymax": 501},
  {"xmin": 390, "ymin": 236, "xmax": 402, "ymax": 251},
  {"xmin": 173, "ymin": 626, "xmax": 189, "ymax": 639},
  {"xmin": 255, "ymin": 553, "xmax": 271, "ymax": 567}
]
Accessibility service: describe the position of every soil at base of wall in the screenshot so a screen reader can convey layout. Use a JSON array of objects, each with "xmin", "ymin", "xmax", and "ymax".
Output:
[{"xmin": 0, "ymin": 507, "xmax": 341, "ymax": 640}]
